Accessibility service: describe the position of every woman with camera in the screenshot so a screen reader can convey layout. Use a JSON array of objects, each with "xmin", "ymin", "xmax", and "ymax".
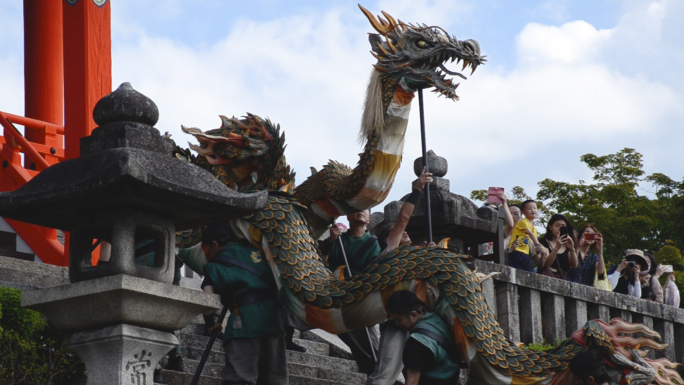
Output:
[
  {"xmin": 567, "ymin": 225, "xmax": 608, "ymax": 289},
  {"xmin": 608, "ymin": 249, "xmax": 648, "ymax": 297},
  {"xmin": 537, "ymin": 214, "xmax": 577, "ymax": 279}
]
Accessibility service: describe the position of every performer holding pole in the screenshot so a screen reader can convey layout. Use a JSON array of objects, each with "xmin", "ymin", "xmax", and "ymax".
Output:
[
  {"xmin": 335, "ymin": 231, "xmax": 379, "ymax": 364},
  {"xmin": 324, "ymin": 211, "xmax": 380, "ymax": 374},
  {"xmin": 417, "ymin": 89, "xmax": 433, "ymax": 243},
  {"xmin": 191, "ymin": 306, "xmax": 229, "ymax": 385}
]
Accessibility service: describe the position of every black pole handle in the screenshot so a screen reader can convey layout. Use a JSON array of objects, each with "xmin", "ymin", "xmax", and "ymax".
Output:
[
  {"xmin": 418, "ymin": 89, "xmax": 433, "ymax": 244},
  {"xmin": 190, "ymin": 305, "xmax": 229, "ymax": 385}
]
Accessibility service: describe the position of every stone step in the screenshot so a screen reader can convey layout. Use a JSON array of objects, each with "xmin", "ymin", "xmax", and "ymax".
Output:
[
  {"xmin": 156, "ymin": 368, "xmax": 360, "ymax": 385},
  {"xmin": 301, "ymin": 329, "xmax": 355, "ymax": 360},
  {"xmin": 180, "ymin": 332, "xmax": 330, "ymax": 357},
  {"xmin": 180, "ymin": 354, "xmax": 366, "ymax": 384},
  {"xmin": 172, "ymin": 319, "xmax": 367, "ymax": 384},
  {"xmin": 182, "ymin": 344, "xmax": 361, "ymax": 374},
  {"xmin": 290, "ymin": 364, "xmax": 367, "ymax": 384}
]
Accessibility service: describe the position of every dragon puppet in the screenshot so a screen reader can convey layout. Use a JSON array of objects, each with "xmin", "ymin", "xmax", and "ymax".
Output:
[{"xmin": 174, "ymin": 5, "xmax": 682, "ymax": 385}]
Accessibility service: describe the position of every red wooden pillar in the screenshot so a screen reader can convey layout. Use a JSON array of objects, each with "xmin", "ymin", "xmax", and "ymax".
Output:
[
  {"xmin": 23, "ymin": 0, "xmax": 64, "ymax": 165},
  {"xmin": 63, "ymin": 0, "xmax": 112, "ymax": 265},
  {"xmin": 21, "ymin": 0, "xmax": 63, "ymax": 258},
  {"xmin": 63, "ymin": 0, "xmax": 112, "ymax": 160}
]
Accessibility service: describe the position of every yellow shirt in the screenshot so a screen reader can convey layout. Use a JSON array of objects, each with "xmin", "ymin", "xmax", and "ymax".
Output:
[{"xmin": 508, "ymin": 217, "xmax": 536, "ymax": 254}]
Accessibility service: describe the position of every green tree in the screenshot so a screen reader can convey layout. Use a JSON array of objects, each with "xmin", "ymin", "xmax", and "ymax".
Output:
[
  {"xmin": 535, "ymin": 148, "xmax": 665, "ymax": 265},
  {"xmin": 0, "ymin": 287, "xmax": 85, "ymax": 385}
]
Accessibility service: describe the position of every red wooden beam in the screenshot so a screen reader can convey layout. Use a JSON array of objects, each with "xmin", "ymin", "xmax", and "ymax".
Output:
[
  {"xmin": 23, "ymin": 0, "xmax": 64, "ymax": 167},
  {"xmin": 63, "ymin": 0, "xmax": 112, "ymax": 161},
  {"xmin": 61, "ymin": 0, "xmax": 112, "ymax": 266}
]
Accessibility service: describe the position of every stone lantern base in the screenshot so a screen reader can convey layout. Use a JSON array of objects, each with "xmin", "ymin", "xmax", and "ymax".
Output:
[
  {"xmin": 64, "ymin": 324, "xmax": 176, "ymax": 385},
  {"xmin": 21, "ymin": 275, "xmax": 221, "ymax": 385}
]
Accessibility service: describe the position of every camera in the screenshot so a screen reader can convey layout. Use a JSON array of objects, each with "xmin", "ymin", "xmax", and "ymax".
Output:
[
  {"xmin": 627, "ymin": 261, "xmax": 636, "ymax": 269},
  {"xmin": 584, "ymin": 233, "xmax": 601, "ymax": 241}
]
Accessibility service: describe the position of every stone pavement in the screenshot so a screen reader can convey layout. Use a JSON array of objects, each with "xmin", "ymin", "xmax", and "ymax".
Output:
[{"xmin": 155, "ymin": 317, "xmax": 373, "ymax": 385}]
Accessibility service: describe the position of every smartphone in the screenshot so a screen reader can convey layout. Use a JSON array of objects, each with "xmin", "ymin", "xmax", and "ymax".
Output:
[
  {"xmin": 584, "ymin": 233, "xmax": 601, "ymax": 241},
  {"xmin": 661, "ymin": 265, "xmax": 673, "ymax": 273},
  {"xmin": 559, "ymin": 226, "xmax": 569, "ymax": 237},
  {"xmin": 486, "ymin": 187, "xmax": 504, "ymax": 205}
]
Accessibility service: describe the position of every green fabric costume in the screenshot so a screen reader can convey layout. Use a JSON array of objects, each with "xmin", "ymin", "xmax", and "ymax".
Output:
[
  {"xmin": 328, "ymin": 231, "xmax": 381, "ymax": 276},
  {"xmin": 202, "ymin": 242, "xmax": 285, "ymax": 340},
  {"xmin": 409, "ymin": 312, "xmax": 460, "ymax": 382}
]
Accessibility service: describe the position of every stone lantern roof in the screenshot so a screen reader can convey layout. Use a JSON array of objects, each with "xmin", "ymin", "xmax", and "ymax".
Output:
[{"xmin": 0, "ymin": 82, "xmax": 267, "ymax": 231}]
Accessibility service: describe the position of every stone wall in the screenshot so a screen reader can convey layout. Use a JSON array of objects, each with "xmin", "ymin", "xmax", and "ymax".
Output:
[
  {"xmin": 475, "ymin": 260, "xmax": 684, "ymax": 366},
  {"xmin": 0, "ymin": 254, "xmax": 68, "ymax": 290},
  {"xmin": 0, "ymin": 255, "xmax": 202, "ymax": 290}
]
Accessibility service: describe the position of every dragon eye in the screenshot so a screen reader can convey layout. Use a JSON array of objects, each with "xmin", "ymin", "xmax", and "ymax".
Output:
[{"xmin": 417, "ymin": 41, "xmax": 430, "ymax": 49}]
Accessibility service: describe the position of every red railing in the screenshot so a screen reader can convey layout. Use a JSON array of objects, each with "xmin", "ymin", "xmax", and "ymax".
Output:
[{"xmin": 0, "ymin": 110, "xmax": 66, "ymax": 266}]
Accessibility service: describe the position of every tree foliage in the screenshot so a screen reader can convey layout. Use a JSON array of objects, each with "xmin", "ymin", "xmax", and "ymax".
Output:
[
  {"xmin": 0, "ymin": 287, "xmax": 85, "ymax": 385},
  {"xmin": 534, "ymin": 148, "xmax": 684, "ymax": 266}
]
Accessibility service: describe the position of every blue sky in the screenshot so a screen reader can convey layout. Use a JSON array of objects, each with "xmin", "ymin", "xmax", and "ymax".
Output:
[{"xmin": 2, "ymin": 0, "xmax": 684, "ymax": 219}]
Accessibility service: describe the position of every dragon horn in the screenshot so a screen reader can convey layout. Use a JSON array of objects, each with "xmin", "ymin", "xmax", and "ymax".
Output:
[
  {"xmin": 220, "ymin": 115, "xmax": 236, "ymax": 130},
  {"xmin": 380, "ymin": 11, "xmax": 399, "ymax": 29},
  {"xmin": 358, "ymin": 4, "xmax": 389, "ymax": 34}
]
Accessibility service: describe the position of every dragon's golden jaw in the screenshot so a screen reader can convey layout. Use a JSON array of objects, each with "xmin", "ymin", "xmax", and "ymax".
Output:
[
  {"xmin": 360, "ymin": 4, "xmax": 486, "ymax": 99},
  {"xmin": 404, "ymin": 44, "xmax": 484, "ymax": 100}
]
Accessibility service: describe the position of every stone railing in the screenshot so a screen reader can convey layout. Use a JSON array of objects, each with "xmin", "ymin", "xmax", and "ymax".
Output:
[{"xmin": 474, "ymin": 260, "xmax": 684, "ymax": 366}]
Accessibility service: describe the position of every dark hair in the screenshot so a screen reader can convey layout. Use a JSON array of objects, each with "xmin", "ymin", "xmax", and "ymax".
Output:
[
  {"xmin": 641, "ymin": 286, "xmax": 656, "ymax": 301},
  {"xmin": 577, "ymin": 224, "xmax": 600, "ymax": 253},
  {"xmin": 521, "ymin": 199, "xmax": 536, "ymax": 212},
  {"xmin": 508, "ymin": 203, "xmax": 521, "ymax": 212},
  {"xmin": 568, "ymin": 350, "xmax": 611, "ymax": 383},
  {"xmin": 543, "ymin": 214, "xmax": 576, "ymax": 242},
  {"xmin": 376, "ymin": 226, "xmax": 393, "ymax": 251},
  {"xmin": 201, "ymin": 222, "xmax": 236, "ymax": 247},
  {"xmin": 644, "ymin": 253, "xmax": 658, "ymax": 276},
  {"xmin": 385, "ymin": 290, "xmax": 427, "ymax": 316}
]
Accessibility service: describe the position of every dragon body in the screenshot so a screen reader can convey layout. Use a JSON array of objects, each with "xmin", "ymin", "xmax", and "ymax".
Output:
[{"xmin": 177, "ymin": 5, "xmax": 681, "ymax": 385}]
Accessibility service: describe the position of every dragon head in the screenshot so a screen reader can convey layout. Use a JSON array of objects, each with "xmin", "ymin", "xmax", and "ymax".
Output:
[
  {"xmin": 179, "ymin": 113, "xmax": 295, "ymax": 192},
  {"xmin": 359, "ymin": 4, "xmax": 486, "ymax": 100}
]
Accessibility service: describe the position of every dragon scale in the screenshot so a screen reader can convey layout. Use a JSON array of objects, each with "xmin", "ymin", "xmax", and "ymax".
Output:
[{"xmin": 178, "ymin": 6, "xmax": 681, "ymax": 385}]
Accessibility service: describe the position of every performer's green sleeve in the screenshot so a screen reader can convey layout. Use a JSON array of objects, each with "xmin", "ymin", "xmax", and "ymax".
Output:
[{"xmin": 177, "ymin": 243, "xmax": 207, "ymax": 276}]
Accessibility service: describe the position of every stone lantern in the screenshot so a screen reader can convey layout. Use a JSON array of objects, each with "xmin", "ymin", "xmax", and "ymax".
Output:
[
  {"xmin": 0, "ymin": 83, "xmax": 267, "ymax": 385},
  {"xmin": 381, "ymin": 150, "xmax": 499, "ymax": 255}
]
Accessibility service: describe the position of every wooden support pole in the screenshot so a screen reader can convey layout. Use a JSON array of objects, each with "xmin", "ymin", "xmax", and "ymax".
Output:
[
  {"xmin": 62, "ymin": 0, "xmax": 112, "ymax": 160},
  {"xmin": 62, "ymin": 0, "xmax": 112, "ymax": 266},
  {"xmin": 23, "ymin": 0, "xmax": 64, "ymax": 158}
]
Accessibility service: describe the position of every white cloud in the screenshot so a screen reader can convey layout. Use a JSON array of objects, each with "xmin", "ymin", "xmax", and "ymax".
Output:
[
  {"xmin": 106, "ymin": 0, "xmax": 684, "ymax": 207},
  {"xmin": 517, "ymin": 21, "xmax": 613, "ymax": 65}
]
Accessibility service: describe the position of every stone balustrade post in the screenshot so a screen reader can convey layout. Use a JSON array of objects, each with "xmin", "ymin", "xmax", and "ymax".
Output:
[
  {"xmin": 541, "ymin": 293, "xmax": 565, "ymax": 343},
  {"xmin": 481, "ymin": 278, "xmax": 497, "ymax": 316},
  {"xmin": 564, "ymin": 298, "xmax": 587, "ymax": 335},
  {"xmin": 495, "ymin": 280, "xmax": 520, "ymax": 342},
  {"xmin": 518, "ymin": 287, "xmax": 543, "ymax": 344}
]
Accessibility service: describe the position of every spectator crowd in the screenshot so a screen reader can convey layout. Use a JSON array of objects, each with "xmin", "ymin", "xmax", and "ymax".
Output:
[{"xmin": 489, "ymin": 193, "xmax": 681, "ymax": 307}]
